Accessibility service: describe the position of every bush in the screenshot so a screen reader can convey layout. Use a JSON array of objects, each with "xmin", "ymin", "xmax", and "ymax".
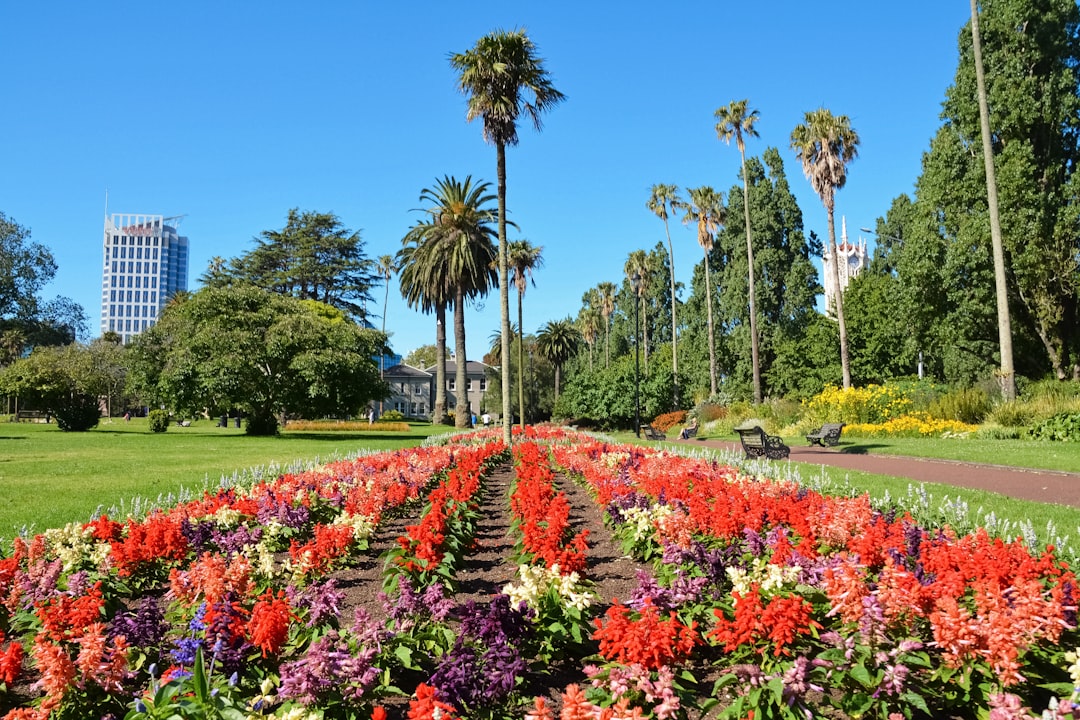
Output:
[
  {"xmin": 927, "ymin": 387, "xmax": 992, "ymax": 424},
  {"xmin": 147, "ymin": 409, "xmax": 169, "ymax": 433},
  {"xmin": 695, "ymin": 403, "xmax": 729, "ymax": 424},
  {"xmin": 52, "ymin": 393, "xmax": 102, "ymax": 432},
  {"xmin": 379, "ymin": 409, "xmax": 406, "ymax": 421},
  {"xmin": 973, "ymin": 424, "xmax": 1025, "ymax": 440},
  {"xmin": 245, "ymin": 412, "xmax": 280, "ymax": 436},
  {"xmin": 988, "ymin": 401, "xmax": 1035, "ymax": 428},
  {"xmin": 1027, "ymin": 413, "xmax": 1080, "ymax": 442},
  {"xmin": 651, "ymin": 410, "xmax": 687, "ymax": 433},
  {"xmin": 802, "ymin": 384, "xmax": 914, "ymax": 426}
]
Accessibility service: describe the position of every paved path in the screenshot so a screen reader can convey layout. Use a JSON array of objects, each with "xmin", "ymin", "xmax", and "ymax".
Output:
[{"xmin": 670, "ymin": 438, "xmax": 1080, "ymax": 509}]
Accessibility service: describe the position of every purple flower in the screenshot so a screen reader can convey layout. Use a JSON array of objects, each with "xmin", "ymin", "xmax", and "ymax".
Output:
[
  {"xmin": 109, "ymin": 596, "xmax": 166, "ymax": 648},
  {"xmin": 291, "ymin": 579, "xmax": 346, "ymax": 627}
]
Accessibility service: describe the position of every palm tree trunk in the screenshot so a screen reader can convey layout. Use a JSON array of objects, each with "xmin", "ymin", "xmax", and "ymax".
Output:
[
  {"xmin": 433, "ymin": 304, "xmax": 448, "ymax": 424},
  {"xmin": 826, "ymin": 204, "xmax": 852, "ymax": 389},
  {"xmin": 604, "ymin": 322, "xmax": 610, "ymax": 368},
  {"xmin": 517, "ymin": 289, "xmax": 526, "ymax": 429},
  {"xmin": 454, "ymin": 289, "xmax": 469, "ymax": 429},
  {"xmin": 641, "ymin": 295, "xmax": 649, "ymax": 372},
  {"xmin": 970, "ymin": 0, "xmax": 1016, "ymax": 401},
  {"xmin": 704, "ymin": 248, "xmax": 718, "ymax": 396},
  {"xmin": 741, "ymin": 149, "xmax": 762, "ymax": 404},
  {"xmin": 497, "ymin": 143, "xmax": 513, "ymax": 444},
  {"xmin": 664, "ymin": 219, "xmax": 679, "ymax": 400},
  {"xmin": 554, "ymin": 364, "xmax": 561, "ymax": 402}
]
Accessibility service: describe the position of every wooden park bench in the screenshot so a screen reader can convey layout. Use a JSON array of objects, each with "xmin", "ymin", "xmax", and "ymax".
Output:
[
  {"xmin": 15, "ymin": 410, "xmax": 48, "ymax": 423},
  {"xmin": 806, "ymin": 422, "xmax": 845, "ymax": 447},
  {"xmin": 641, "ymin": 423, "xmax": 667, "ymax": 441},
  {"xmin": 735, "ymin": 425, "xmax": 790, "ymax": 460}
]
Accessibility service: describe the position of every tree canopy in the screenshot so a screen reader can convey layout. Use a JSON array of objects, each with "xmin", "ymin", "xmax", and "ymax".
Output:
[
  {"xmin": 200, "ymin": 209, "xmax": 377, "ymax": 323},
  {"xmin": 126, "ymin": 286, "xmax": 388, "ymax": 435}
]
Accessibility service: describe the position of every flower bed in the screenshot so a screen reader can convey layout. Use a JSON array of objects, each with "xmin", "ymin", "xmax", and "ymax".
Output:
[{"xmin": 0, "ymin": 426, "xmax": 1077, "ymax": 719}]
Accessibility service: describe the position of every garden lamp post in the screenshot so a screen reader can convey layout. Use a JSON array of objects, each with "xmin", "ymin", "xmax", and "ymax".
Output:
[{"xmin": 631, "ymin": 271, "xmax": 642, "ymax": 438}]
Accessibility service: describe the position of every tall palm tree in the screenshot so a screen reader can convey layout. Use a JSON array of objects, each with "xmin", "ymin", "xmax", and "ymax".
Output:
[
  {"xmin": 791, "ymin": 108, "xmax": 859, "ymax": 389},
  {"xmin": 969, "ymin": 0, "xmax": 1015, "ymax": 401},
  {"xmin": 577, "ymin": 303, "xmax": 602, "ymax": 371},
  {"xmin": 397, "ymin": 238, "xmax": 451, "ymax": 425},
  {"xmin": 508, "ymin": 240, "xmax": 543, "ymax": 429},
  {"xmin": 400, "ymin": 176, "xmax": 499, "ymax": 428},
  {"xmin": 647, "ymin": 184, "xmax": 684, "ymax": 399},
  {"xmin": 624, "ymin": 250, "xmax": 652, "ymax": 371},
  {"xmin": 536, "ymin": 318, "xmax": 580, "ymax": 402},
  {"xmin": 376, "ymin": 254, "xmax": 398, "ymax": 413},
  {"xmin": 715, "ymin": 99, "xmax": 763, "ymax": 403},
  {"xmin": 682, "ymin": 186, "xmax": 724, "ymax": 397},
  {"xmin": 597, "ymin": 281, "xmax": 617, "ymax": 368},
  {"xmin": 451, "ymin": 28, "xmax": 566, "ymax": 444}
]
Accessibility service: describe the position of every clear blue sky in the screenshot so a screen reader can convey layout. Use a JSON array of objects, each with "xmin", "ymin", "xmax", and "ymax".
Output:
[{"xmin": 1, "ymin": 2, "xmax": 971, "ymax": 362}]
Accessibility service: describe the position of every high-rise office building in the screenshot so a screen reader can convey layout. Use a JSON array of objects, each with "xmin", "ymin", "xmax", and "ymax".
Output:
[{"xmin": 101, "ymin": 213, "xmax": 189, "ymax": 343}]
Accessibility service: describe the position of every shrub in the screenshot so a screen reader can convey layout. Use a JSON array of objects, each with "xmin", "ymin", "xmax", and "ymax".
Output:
[
  {"xmin": 1027, "ymin": 413, "xmax": 1080, "ymax": 442},
  {"xmin": 973, "ymin": 424, "xmax": 1025, "ymax": 440},
  {"xmin": 844, "ymin": 412, "xmax": 978, "ymax": 438},
  {"xmin": 379, "ymin": 409, "xmax": 406, "ymax": 421},
  {"xmin": 52, "ymin": 393, "xmax": 102, "ymax": 432},
  {"xmin": 802, "ymin": 384, "xmax": 914, "ymax": 426},
  {"xmin": 651, "ymin": 410, "xmax": 686, "ymax": 433},
  {"xmin": 147, "ymin": 409, "xmax": 169, "ymax": 433},
  {"xmin": 245, "ymin": 413, "xmax": 280, "ymax": 436},
  {"xmin": 988, "ymin": 401, "xmax": 1035, "ymax": 428},
  {"xmin": 927, "ymin": 387, "xmax": 992, "ymax": 424},
  {"xmin": 695, "ymin": 403, "xmax": 728, "ymax": 424}
]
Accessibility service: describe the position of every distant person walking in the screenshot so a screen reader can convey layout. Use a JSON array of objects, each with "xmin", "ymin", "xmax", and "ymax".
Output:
[{"xmin": 368, "ymin": 407, "xmax": 375, "ymax": 425}]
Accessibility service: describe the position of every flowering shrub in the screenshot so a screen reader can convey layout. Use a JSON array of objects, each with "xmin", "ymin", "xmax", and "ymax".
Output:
[
  {"xmin": 650, "ymin": 410, "xmax": 687, "ymax": 433},
  {"xmin": 845, "ymin": 411, "xmax": 979, "ymax": 438},
  {"xmin": 802, "ymin": 383, "xmax": 915, "ymax": 425}
]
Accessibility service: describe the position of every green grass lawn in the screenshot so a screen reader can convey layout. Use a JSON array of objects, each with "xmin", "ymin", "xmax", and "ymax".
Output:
[
  {"xmin": 0, "ymin": 418, "xmax": 456, "ymax": 539},
  {"xmin": 832, "ymin": 436, "xmax": 1080, "ymax": 473}
]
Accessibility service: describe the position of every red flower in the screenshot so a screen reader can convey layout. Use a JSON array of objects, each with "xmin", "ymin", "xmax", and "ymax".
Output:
[{"xmin": 246, "ymin": 590, "xmax": 293, "ymax": 657}]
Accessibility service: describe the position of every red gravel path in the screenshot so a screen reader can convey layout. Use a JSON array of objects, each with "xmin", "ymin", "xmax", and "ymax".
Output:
[{"xmin": 672, "ymin": 438, "xmax": 1080, "ymax": 508}]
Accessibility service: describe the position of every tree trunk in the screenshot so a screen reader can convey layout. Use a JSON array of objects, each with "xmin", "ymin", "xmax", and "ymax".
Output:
[
  {"xmin": 970, "ymin": 0, "xmax": 1016, "ymax": 401},
  {"xmin": 664, "ymin": 219, "xmax": 679, "ymax": 402},
  {"xmin": 454, "ymin": 289, "xmax": 469, "ymax": 429},
  {"xmin": 641, "ymin": 295, "xmax": 649, "ymax": 372},
  {"xmin": 826, "ymin": 203, "xmax": 853, "ymax": 389},
  {"xmin": 741, "ymin": 148, "xmax": 762, "ymax": 404},
  {"xmin": 433, "ymin": 304, "xmax": 448, "ymax": 424},
  {"xmin": 517, "ymin": 289, "xmax": 525, "ymax": 429},
  {"xmin": 704, "ymin": 248, "xmax": 718, "ymax": 397},
  {"xmin": 554, "ymin": 364, "xmax": 561, "ymax": 402},
  {"xmin": 497, "ymin": 143, "xmax": 513, "ymax": 444}
]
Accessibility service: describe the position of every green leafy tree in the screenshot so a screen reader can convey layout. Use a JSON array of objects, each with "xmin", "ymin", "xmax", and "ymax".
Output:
[
  {"xmin": 451, "ymin": 27, "xmax": 565, "ymax": 443},
  {"xmin": 126, "ymin": 286, "xmax": 387, "ymax": 435},
  {"xmin": 0, "ymin": 339, "xmax": 125, "ymax": 431},
  {"xmin": 715, "ymin": 99, "xmax": 763, "ymax": 403},
  {"xmin": 791, "ymin": 108, "xmax": 860, "ymax": 389},
  {"xmin": 404, "ymin": 344, "xmax": 437, "ymax": 370},
  {"xmin": 399, "ymin": 176, "xmax": 498, "ymax": 428},
  {"xmin": 201, "ymin": 209, "xmax": 377, "ymax": 322},
  {"xmin": 508, "ymin": 239, "xmax": 543, "ymax": 430},
  {"xmin": 711, "ymin": 149, "xmax": 819, "ymax": 400},
  {"xmin": 536, "ymin": 317, "xmax": 580, "ymax": 402},
  {"xmin": 555, "ymin": 351, "xmax": 675, "ymax": 430}
]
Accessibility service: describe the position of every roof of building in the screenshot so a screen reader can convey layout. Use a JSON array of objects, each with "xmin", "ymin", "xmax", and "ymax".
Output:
[
  {"xmin": 425, "ymin": 359, "xmax": 491, "ymax": 375},
  {"xmin": 384, "ymin": 363, "xmax": 432, "ymax": 378}
]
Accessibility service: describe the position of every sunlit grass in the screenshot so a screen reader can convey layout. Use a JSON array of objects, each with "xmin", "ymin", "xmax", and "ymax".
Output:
[{"xmin": 0, "ymin": 417, "xmax": 454, "ymax": 539}]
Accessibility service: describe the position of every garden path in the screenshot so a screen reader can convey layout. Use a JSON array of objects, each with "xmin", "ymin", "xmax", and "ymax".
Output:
[{"xmin": 674, "ymin": 437, "xmax": 1080, "ymax": 508}]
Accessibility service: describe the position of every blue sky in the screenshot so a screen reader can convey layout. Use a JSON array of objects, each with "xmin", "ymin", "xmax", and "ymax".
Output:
[{"xmin": 1, "ymin": 2, "xmax": 971, "ymax": 362}]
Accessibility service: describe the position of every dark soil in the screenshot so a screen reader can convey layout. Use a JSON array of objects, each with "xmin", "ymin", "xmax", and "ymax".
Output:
[{"xmin": 327, "ymin": 459, "xmax": 649, "ymax": 717}]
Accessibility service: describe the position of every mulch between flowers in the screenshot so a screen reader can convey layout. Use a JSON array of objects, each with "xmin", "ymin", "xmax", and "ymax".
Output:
[{"xmin": 326, "ymin": 458, "xmax": 652, "ymax": 718}]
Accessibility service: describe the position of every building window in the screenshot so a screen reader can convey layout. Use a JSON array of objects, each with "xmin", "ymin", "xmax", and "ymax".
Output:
[
  {"xmin": 479, "ymin": 378, "xmax": 487, "ymax": 391},
  {"xmin": 413, "ymin": 384, "xmax": 422, "ymax": 395},
  {"xmin": 411, "ymin": 403, "xmax": 419, "ymax": 415},
  {"xmin": 448, "ymin": 379, "xmax": 456, "ymax": 391}
]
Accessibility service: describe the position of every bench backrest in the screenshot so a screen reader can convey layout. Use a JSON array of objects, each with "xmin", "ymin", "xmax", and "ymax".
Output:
[
  {"xmin": 822, "ymin": 423, "xmax": 845, "ymax": 433},
  {"xmin": 736, "ymin": 426, "xmax": 767, "ymax": 447}
]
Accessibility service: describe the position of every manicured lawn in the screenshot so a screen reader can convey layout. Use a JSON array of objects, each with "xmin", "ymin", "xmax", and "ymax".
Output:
[
  {"xmin": 0, "ymin": 418, "xmax": 455, "ymax": 539},
  {"xmin": 834, "ymin": 435, "xmax": 1080, "ymax": 473}
]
